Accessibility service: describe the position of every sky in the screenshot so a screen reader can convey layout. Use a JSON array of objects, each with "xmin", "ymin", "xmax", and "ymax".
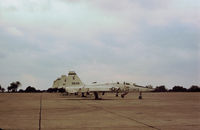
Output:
[{"xmin": 0, "ymin": 0, "xmax": 199, "ymax": 90}]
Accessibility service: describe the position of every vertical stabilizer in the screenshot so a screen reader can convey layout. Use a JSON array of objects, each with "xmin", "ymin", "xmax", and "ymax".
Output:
[
  {"xmin": 52, "ymin": 75, "xmax": 67, "ymax": 88},
  {"xmin": 58, "ymin": 75, "xmax": 67, "ymax": 88},
  {"xmin": 65, "ymin": 71, "xmax": 83, "ymax": 87}
]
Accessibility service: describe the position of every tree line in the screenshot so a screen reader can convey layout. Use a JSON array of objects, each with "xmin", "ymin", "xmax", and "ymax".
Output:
[
  {"xmin": 0, "ymin": 81, "xmax": 66, "ymax": 93},
  {"xmin": 0, "ymin": 81, "xmax": 200, "ymax": 93},
  {"xmin": 153, "ymin": 85, "xmax": 200, "ymax": 92}
]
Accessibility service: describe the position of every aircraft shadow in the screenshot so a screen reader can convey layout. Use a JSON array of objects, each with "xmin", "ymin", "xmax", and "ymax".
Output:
[
  {"xmin": 59, "ymin": 98, "xmax": 120, "ymax": 100},
  {"xmin": 58, "ymin": 97, "xmax": 136, "ymax": 100}
]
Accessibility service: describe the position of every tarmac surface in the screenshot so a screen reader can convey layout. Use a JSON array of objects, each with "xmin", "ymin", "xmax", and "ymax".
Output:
[{"xmin": 0, "ymin": 92, "xmax": 199, "ymax": 130}]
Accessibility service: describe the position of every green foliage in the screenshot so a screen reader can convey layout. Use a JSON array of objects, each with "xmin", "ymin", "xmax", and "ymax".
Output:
[
  {"xmin": 7, "ymin": 81, "xmax": 21, "ymax": 92},
  {"xmin": 153, "ymin": 85, "xmax": 167, "ymax": 92},
  {"xmin": 188, "ymin": 85, "xmax": 200, "ymax": 92},
  {"xmin": 0, "ymin": 85, "xmax": 5, "ymax": 92},
  {"xmin": 25, "ymin": 86, "xmax": 37, "ymax": 92},
  {"xmin": 47, "ymin": 88, "xmax": 66, "ymax": 93},
  {"xmin": 170, "ymin": 86, "xmax": 187, "ymax": 92}
]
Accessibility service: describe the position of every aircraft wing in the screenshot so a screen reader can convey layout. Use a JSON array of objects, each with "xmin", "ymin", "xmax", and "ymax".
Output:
[
  {"xmin": 86, "ymin": 84, "xmax": 117, "ymax": 92},
  {"xmin": 65, "ymin": 83, "xmax": 119, "ymax": 93}
]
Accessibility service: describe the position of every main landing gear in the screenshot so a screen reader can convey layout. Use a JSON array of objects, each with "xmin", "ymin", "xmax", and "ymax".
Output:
[
  {"xmin": 138, "ymin": 92, "xmax": 142, "ymax": 99},
  {"xmin": 121, "ymin": 91, "xmax": 129, "ymax": 98},
  {"xmin": 94, "ymin": 92, "xmax": 101, "ymax": 100},
  {"xmin": 81, "ymin": 92, "xmax": 86, "ymax": 97}
]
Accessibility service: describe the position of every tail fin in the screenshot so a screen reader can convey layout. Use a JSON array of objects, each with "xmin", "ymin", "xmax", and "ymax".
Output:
[
  {"xmin": 65, "ymin": 71, "xmax": 84, "ymax": 87},
  {"xmin": 52, "ymin": 71, "xmax": 84, "ymax": 88}
]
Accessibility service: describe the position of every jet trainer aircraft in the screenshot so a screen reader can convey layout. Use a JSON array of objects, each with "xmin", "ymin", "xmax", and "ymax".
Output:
[{"xmin": 52, "ymin": 71, "xmax": 154, "ymax": 100}]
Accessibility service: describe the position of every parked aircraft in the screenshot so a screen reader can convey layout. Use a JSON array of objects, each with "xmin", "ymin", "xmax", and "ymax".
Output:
[
  {"xmin": 65, "ymin": 82, "xmax": 154, "ymax": 99},
  {"xmin": 53, "ymin": 71, "xmax": 154, "ymax": 100}
]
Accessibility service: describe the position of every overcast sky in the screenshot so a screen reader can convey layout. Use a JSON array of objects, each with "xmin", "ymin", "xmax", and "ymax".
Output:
[{"xmin": 0, "ymin": 0, "xmax": 199, "ymax": 89}]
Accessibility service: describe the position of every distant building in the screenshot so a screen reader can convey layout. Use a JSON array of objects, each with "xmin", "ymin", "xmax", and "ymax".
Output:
[{"xmin": 52, "ymin": 71, "xmax": 83, "ymax": 89}]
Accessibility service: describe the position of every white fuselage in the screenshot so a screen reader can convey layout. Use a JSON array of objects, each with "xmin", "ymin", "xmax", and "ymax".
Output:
[{"xmin": 65, "ymin": 83, "xmax": 154, "ymax": 94}]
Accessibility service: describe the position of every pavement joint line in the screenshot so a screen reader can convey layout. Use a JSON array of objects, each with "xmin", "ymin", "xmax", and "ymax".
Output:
[
  {"xmin": 84, "ymin": 101, "xmax": 161, "ymax": 130},
  {"xmin": 39, "ymin": 94, "xmax": 42, "ymax": 130}
]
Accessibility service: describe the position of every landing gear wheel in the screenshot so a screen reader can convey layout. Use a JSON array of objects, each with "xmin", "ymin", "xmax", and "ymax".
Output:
[
  {"xmin": 139, "ymin": 92, "xmax": 142, "ymax": 99},
  {"xmin": 94, "ymin": 92, "xmax": 101, "ymax": 100}
]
